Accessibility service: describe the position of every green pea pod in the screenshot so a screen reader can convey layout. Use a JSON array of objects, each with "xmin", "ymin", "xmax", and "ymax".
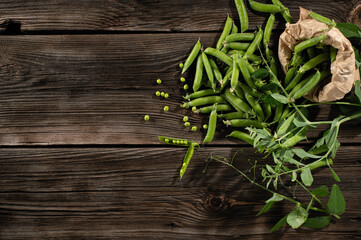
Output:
[
  {"xmin": 218, "ymin": 112, "xmax": 246, "ymax": 120},
  {"xmin": 330, "ymin": 46, "xmax": 337, "ymax": 63},
  {"xmin": 234, "ymin": 0, "xmax": 248, "ymax": 33},
  {"xmin": 204, "ymin": 47, "xmax": 233, "ymax": 66},
  {"xmin": 288, "ymin": 74, "xmax": 313, "ymax": 98},
  {"xmin": 238, "ymin": 58, "xmax": 257, "ymax": 89},
  {"xmin": 203, "ymin": 108, "xmax": 218, "ymax": 143},
  {"xmin": 280, "ymin": 105, "xmax": 290, "ymax": 121},
  {"xmin": 234, "ymin": 84, "xmax": 246, "ymax": 101},
  {"xmin": 216, "ymin": 16, "xmax": 233, "ymax": 50},
  {"xmin": 181, "ymin": 96, "xmax": 226, "ymax": 108},
  {"xmin": 228, "ymin": 50, "xmax": 262, "ymax": 62},
  {"xmin": 209, "ymin": 58, "xmax": 223, "ymax": 83},
  {"xmin": 272, "ymin": 0, "xmax": 293, "ymax": 23},
  {"xmin": 180, "ymin": 142, "xmax": 197, "ymax": 179},
  {"xmin": 277, "ymin": 113, "xmax": 295, "ymax": 136},
  {"xmin": 273, "ymin": 104, "xmax": 283, "ymax": 122},
  {"xmin": 158, "ymin": 136, "xmax": 191, "ymax": 146},
  {"xmin": 269, "ymin": 57, "xmax": 278, "ymax": 83},
  {"xmin": 307, "ymin": 46, "xmax": 316, "ymax": 59},
  {"xmin": 223, "ymin": 88, "xmax": 252, "ymax": 113},
  {"xmin": 299, "ymin": 52, "xmax": 330, "ymax": 73},
  {"xmin": 202, "ymin": 52, "xmax": 215, "ymax": 90},
  {"xmin": 193, "ymin": 54, "xmax": 203, "ymax": 92},
  {"xmin": 263, "ymin": 102, "xmax": 272, "ymax": 120},
  {"xmin": 226, "ymin": 42, "xmax": 251, "ymax": 51},
  {"xmin": 244, "ymin": 27, "xmax": 264, "ymax": 59},
  {"xmin": 184, "ymin": 88, "xmax": 219, "ymax": 100},
  {"xmin": 292, "ymin": 70, "xmax": 330, "ymax": 100},
  {"xmin": 231, "ymin": 22, "xmax": 239, "ymax": 34},
  {"xmin": 231, "ymin": 59, "xmax": 240, "ymax": 90},
  {"xmin": 263, "ymin": 14, "xmax": 275, "ymax": 48},
  {"xmin": 285, "ymin": 71, "xmax": 305, "ymax": 92},
  {"xmin": 308, "ymin": 144, "xmax": 329, "ymax": 155},
  {"xmin": 238, "ymin": 82, "xmax": 262, "ymax": 98},
  {"xmin": 294, "ymin": 34, "xmax": 326, "ymax": 54},
  {"xmin": 224, "ymin": 119, "xmax": 267, "ymax": 129},
  {"xmin": 225, "ymin": 33, "xmax": 255, "ymax": 43},
  {"xmin": 280, "ymin": 127, "xmax": 308, "ymax": 148},
  {"xmin": 308, "ymin": 158, "xmax": 333, "ymax": 171},
  {"xmin": 228, "ymin": 130, "xmax": 254, "ymax": 145},
  {"xmin": 221, "ymin": 69, "xmax": 233, "ymax": 90},
  {"xmin": 309, "ymin": 11, "xmax": 335, "ymax": 26},
  {"xmin": 182, "ymin": 40, "xmax": 202, "ymax": 74},
  {"xmin": 220, "ymin": 45, "xmax": 230, "ymax": 54},
  {"xmin": 245, "ymin": 92, "xmax": 265, "ymax": 121},
  {"xmin": 198, "ymin": 104, "xmax": 233, "ymax": 114},
  {"xmin": 284, "ymin": 67, "xmax": 297, "ymax": 87},
  {"xmin": 248, "ymin": 0, "xmax": 282, "ymax": 13}
]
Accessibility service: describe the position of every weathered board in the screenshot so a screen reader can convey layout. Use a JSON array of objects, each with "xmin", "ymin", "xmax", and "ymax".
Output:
[
  {"xmin": 0, "ymin": 34, "xmax": 360, "ymax": 145},
  {"xmin": 0, "ymin": 0, "xmax": 357, "ymax": 32},
  {"xmin": 0, "ymin": 147, "xmax": 359, "ymax": 239}
]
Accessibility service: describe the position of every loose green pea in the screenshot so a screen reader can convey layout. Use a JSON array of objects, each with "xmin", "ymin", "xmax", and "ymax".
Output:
[
  {"xmin": 180, "ymin": 77, "xmax": 186, "ymax": 82},
  {"xmin": 183, "ymin": 116, "xmax": 189, "ymax": 122},
  {"xmin": 192, "ymin": 106, "xmax": 197, "ymax": 112},
  {"xmin": 144, "ymin": 115, "xmax": 150, "ymax": 121},
  {"xmin": 179, "ymin": 62, "xmax": 184, "ymax": 68},
  {"xmin": 191, "ymin": 126, "xmax": 197, "ymax": 131},
  {"xmin": 164, "ymin": 106, "xmax": 169, "ymax": 112},
  {"xmin": 156, "ymin": 79, "xmax": 162, "ymax": 84},
  {"xmin": 184, "ymin": 84, "xmax": 189, "ymax": 90},
  {"xmin": 185, "ymin": 122, "xmax": 191, "ymax": 127},
  {"xmin": 203, "ymin": 124, "xmax": 208, "ymax": 129},
  {"xmin": 161, "ymin": 92, "xmax": 165, "ymax": 97},
  {"xmin": 156, "ymin": 91, "xmax": 161, "ymax": 97},
  {"xmin": 164, "ymin": 93, "xmax": 169, "ymax": 98}
]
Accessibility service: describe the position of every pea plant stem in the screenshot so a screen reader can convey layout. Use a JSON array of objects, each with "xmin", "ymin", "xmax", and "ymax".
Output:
[
  {"xmin": 211, "ymin": 157, "xmax": 328, "ymax": 214},
  {"xmin": 297, "ymin": 102, "xmax": 361, "ymax": 108}
]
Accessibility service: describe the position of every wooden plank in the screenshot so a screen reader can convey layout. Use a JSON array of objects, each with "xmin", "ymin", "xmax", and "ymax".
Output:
[
  {"xmin": 0, "ymin": 0, "xmax": 357, "ymax": 32},
  {"xmin": 0, "ymin": 146, "xmax": 360, "ymax": 239},
  {"xmin": 0, "ymin": 34, "xmax": 360, "ymax": 145}
]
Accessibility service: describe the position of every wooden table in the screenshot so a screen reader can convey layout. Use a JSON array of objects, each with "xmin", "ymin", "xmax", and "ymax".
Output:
[{"xmin": 0, "ymin": 0, "xmax": 360, "ymax": 239}]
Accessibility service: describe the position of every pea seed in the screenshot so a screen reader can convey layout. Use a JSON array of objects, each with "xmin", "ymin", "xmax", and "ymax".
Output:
[
  {"xmin": 164, "ymin": 106, "xmax": 169, "ymax": 112},
  {"xmin": 203, "ymin": 124, "xmax": 208, "ymax": 129},
  {"xmin": 191, "ymin": 126, "xmax": 197, "ymax": 131},
  {"xmin": 172, "ymin": 140, "xmax": 176, "ymax": 144},
  {"xmin": 144, "ymin": 115, "xmax": 150, "ymax": 121},
  {"xmin": 192, "ymin": 106, "xmax": 197, "ymax": 112},
  {"xmin": 183, "ymin": 116, "xmax": 189, "ymax": 122},
  {"xmin": 184, "ymin": 84, "xmax": 189, "ymax": 90},
  {"xmin": 156, "ymin": 79, "xmax": 162, "ymax": 84},
  {"xmin": 176, "ymin": 140, "xmax": 181, "ymax": 144},
  {"xmin": 180, "ymin": 77, "xmax": 186, "ymax": 82},
  {"xmin": 179, "ymin": 62, "xmax": 184, "ymax": 68},
  {"xmin": 184, "ymin": 122, "xmax": 191, "ymax": 127},
  {"xmin": 156, "ymin": 91, "xmax": 161, "ymax": 97},
  {"xmin": 165, "ymin": 138, "xmax": 170, "ymax": 143},
  {"xmin": 161, "ymin": 92, "xmax": 165, "ymax": 97},
  {"xmin": 164, "ymin": 93, "xmax": 169, "ymax": 98}
]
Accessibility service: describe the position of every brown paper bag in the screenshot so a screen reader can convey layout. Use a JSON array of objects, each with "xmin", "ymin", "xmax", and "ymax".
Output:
[{"xmin": 278, "ymin": 7, "xmax": 360, "ymax": 102}]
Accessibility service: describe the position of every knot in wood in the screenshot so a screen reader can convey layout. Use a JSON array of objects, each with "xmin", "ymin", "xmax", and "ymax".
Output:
[
  {"xmin": 206, "ymin": 194, "xmax": 228, "ymax": 212},
  {"xmin": 348, "ymin": 4, "xmax": 361, "ymax": 28}
]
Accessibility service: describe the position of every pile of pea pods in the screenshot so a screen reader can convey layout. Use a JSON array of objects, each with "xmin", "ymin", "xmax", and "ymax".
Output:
[{"xmin": 159, "ymin": 0, "xmax": 335, "ymax": 179}]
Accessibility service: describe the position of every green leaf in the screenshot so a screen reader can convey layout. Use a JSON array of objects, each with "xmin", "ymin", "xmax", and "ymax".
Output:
[
  {"xmin": 270, "ymin": 215, "xmax": 288, "ymax": 232},
  {"xmin": 263, "ymin": 93, "xmax": 289, "ymax": 106},
  {"xmin": 301, "ymin": 167, "xmax": 314, "ymax": 186},
  {"xmin": 293, "ymin": 117, "xmax": 312, "ymax": 128},
  {"xmin": 292, "ymin": 149, "xmax": 321, "ymax": 159},
  {"xmin": 284, "ymin": 156, "xmax": 304, "ymax": 166},
  {"xmin": 336, "ymin": 23, "xmax": 361, "ymax": 39},
  {"xmin": 302, "ymin": 216, "xmax": 331, "ymax": 229},
  {"xmin": 266, "ymin": 164, "xmax": 276, "ymax": 174},
  {"xmin": 355, "ymin": 80, "xmax": 361, "ymax": 104},
  {"xmin": 251, "ymin": 68, "xmax": 269, "ymax": 79},
  {"xmin": 328, "ymin": 164, "xmax": 341, "ymax": 182},
  {"xmin": 259, "ymin": 82, "xmax": 279, "ymax": 92},
  {"xmin": 312, "ymin": 185, "xmax": 329, "ymax": 197},
  {"xmin": 328, "ymin": 184, "xmax": 346, "ymax": 215},
  {"xmin": 287, "ymin": 205, "xmax": 308, "ymax": 229},
  {"xmin": 257, "ymin": 194, "xmax": 284, "ymax": 216}
]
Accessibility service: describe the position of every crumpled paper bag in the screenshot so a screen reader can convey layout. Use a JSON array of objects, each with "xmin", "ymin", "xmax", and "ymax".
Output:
[{"xmin": 278, "ymin": 7, "xmax": 360, "ymax": 102}]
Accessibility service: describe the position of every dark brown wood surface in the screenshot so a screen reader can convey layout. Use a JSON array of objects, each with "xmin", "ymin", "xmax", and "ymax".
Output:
[{"xmin": 0, "ymin": 0, "xmax": 360, "ymax": 239}]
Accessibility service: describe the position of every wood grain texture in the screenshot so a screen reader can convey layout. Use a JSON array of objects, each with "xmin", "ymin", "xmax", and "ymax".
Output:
[
  {"xmin": 0, "ymin": 0, "xmax": 357, "ymax": 32},
  {"xmin": 0, "ymin": 147, "xmax": 360, "ymax": 239},
  {"xmin": 0, "ymin": 34, "xmax": 360, "ymax": 145}
]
